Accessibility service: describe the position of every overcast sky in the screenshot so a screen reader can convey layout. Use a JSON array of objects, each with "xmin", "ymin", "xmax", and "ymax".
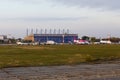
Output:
[{"xmin": 0, "ymin": 0, "xmax": 120, "ymax": 38}]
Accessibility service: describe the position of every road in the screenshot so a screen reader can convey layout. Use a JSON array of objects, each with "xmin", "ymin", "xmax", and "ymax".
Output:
[{"xmin": 0, "ymin": 62, "xmax": 120, "ymax": 80}]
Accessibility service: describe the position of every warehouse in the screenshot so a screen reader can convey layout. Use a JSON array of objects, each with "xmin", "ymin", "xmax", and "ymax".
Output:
[{"xmin": 24, "ymin": 34, "xmax": 78, "ymax": 43}]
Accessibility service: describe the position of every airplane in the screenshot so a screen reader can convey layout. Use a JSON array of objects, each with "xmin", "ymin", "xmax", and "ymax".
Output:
[
  {"xmin": 100, "ymin": 40, "xmax": 112, "ymax": 44},
  {"xmin": 74, "ymin": 39, "xmax": 89, "ymax": 45}
]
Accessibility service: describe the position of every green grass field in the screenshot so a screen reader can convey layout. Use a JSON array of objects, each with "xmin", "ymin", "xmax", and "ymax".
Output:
[{"xmin": 0, "ymin": 44, "xmax": 120, "ymax": 68}]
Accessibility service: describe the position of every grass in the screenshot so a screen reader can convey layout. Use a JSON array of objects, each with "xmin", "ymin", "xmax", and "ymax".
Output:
[{"xmin": 0, "ymin": 44, "xmax": 120, "ymax": 68}]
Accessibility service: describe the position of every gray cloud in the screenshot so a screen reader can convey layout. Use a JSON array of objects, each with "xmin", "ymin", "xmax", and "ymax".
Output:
[
  {"xmin": 53, "ymin": 0, "xmax": 120, "ymax": 10},
  {"xmin": 0, "ymin": 17, "xmax": 86, "ymax": 22},
  {"xmin": 7, "ymin": 0, "xmax": 120, "ymax": 10},
  {"xmin": 7, "ymin": 0, "xmax": 43, "ymax": 4}
]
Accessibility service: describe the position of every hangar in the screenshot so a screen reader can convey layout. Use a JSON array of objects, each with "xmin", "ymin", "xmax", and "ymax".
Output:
[{"xmin": 24, "ymin": 34, "xmax": 78, "ymax": 43}]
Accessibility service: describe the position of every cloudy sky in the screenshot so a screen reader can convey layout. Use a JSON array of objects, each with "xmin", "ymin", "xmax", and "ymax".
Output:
[{"xmin": 0, "ymin": 0, "xmax": 120, "ymax": 38}]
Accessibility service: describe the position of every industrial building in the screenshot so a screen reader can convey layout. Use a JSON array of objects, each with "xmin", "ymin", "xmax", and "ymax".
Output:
[{"xmin": 24, "ymin": 34, "xmax": 78, "ymax": 43}]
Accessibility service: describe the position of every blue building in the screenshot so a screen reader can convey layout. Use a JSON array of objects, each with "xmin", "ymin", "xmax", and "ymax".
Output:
[{"xmin": 34, "ymin": 34, "xmax": 78, "ymax": 43}]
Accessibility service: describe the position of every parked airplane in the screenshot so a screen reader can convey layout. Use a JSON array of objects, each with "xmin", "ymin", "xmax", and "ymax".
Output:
[
  {"xmin": 100, "ymin": 40, "xmax": 111, "ymax": 44},
  {"xmin": 46, "ymin": 40, "xmax": 56, "ymax": 45},
  {"xmin": 74, "ymin": 40, "xmax": 89, "ymax": 45},
  {"xmin": 16, "ymin": 42, "xmax": 38, "ymax": 45},
  {"xmin": 16, "ymin": 42, "xmax": 29, "ymax": 45}
]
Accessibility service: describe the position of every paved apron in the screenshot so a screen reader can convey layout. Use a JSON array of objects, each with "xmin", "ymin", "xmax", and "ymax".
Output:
[{"xmin": 0, "ymin": 63, "xmax": 120, "ymax": 80}]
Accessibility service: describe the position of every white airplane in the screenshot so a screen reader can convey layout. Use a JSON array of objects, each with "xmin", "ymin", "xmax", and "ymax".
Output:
[
  {"xmin": 16, "ymin": 42, "xmax": 29, "ymax": 45},
  {"xmin": 46, "ymin": 41, "xmax": 56, "ymax": 45},
  {"xmin": 100, "ymin": 40, "xmax": 111, "ymax": 44},
  {"xmin": 74, "ymin": 40, "xmax": 89, "ymax": 44}
]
